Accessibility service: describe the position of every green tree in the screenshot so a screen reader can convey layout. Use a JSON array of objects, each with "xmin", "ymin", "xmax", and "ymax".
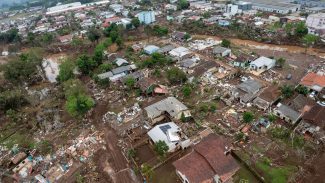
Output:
[
  {"xmin": 125, "ymin": 77, "xmax": 136, "ymax": 90},
  {"xmin": 178, "ymin": 0, "xmax": 189, "ymax": 10},
  {"xmin": 284, "ymin": 22, "xmax": 294, "ymax": 36},
  {"xmin": 0, "ymin": 90, "xmax": 27, "ymax": 110},
  {"xmin": 93, "ymin": 43, "xmax": 105, "ymax": 65},
  {"xmin": 66, "ymin": 94, "xmax": 95, "ymax": 117},
  {"xmin": 281, "ymin": 85, "xmax": 294, "ymax": 98},
  {"xmin": 27, "ymin": 32, "xmax": 36, "ymax": 45},
  {"xmin": 268, "ymin": 113, "xmax": 277, "ymax": 122},
  {"xmin": 1, "ymin": 49, "xmax": 43, "ymax": 83},
  {"xmin": 182, "ymin": 85, "xmax": 192, "ymax": 97},
  {"xmin": 141, "ymin": 163, "xmax": 154, "ymax": 182},
  {"xmin": 154, "ymin": 140, "xmax": 169, "ymax": 157},
  {"xmin": 180, "ymin": 112, "xmax": 187, "ymax": 122},
  {"xmin": 221, "ymin": 39, "xmax": 231, "ymax": 48},
  {"xmin": 302, "ymin": 34, "xmax": 319, "ymax": 53},
  {"xmin": 243, "ymin": 112, "xmax": 254, "ymax": 123},
  {"xmin": 57, "ymin": 59, "xmax": 75, "ymax": 82},
  {"xmin": 116, "ymin": 36, "xmax": 124, "ymax": 49},
  {"xmin": 41, "ymin": 33, "xmax": 54, "ymax": 44},
  {"xmin": 87, "ymin": 28, "xmax": 101, "ymax": 43},
  {"xmin": 131, "ymin": 17, "xmax": 140, "ymax": 28},
  {"xmin": 295, "ymin": 85, "xmax": 309, "ymax": 95},
  {"xmin": 76, "ymin": 55, "xmax": 97, "ymax": 75},
  {"xmin": 166, "ymin": 67, "xmax": 187, "ymax": 85},
  {"xmin": 294, "ymin": 22, "xmax": 308, "ymax": 38},
  {"xmin": 184, "ymin": 33, "xmax": 191, "ymax": 41},
  {"xmin": 276, "ymin": 57, "xmax": 286, "ymax": 68}
]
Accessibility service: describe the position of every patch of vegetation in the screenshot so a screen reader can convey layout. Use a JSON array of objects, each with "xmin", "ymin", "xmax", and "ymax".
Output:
[
  {"xmin": 154, "ymin": 140, "xmax": 169, "ymax": 157},
  {"xmin": 256, "ymin": 157, "xmax": 296, "ymax": 183},
  {"xmin": 243, "ymin": 112, "xmax": 254, "ymax": 123}
]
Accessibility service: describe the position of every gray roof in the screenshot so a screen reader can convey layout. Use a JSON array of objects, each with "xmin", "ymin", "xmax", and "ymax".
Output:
[
  {"xmin": 277, "ymin": 103, "xmax": 301, "ymax": 122},
  {"xmin": 157, "ymin": 45, "xmax": 175, "ymax": 53},
  {"xmin": 114, "ymin": 58, "xmax": 129, "ymax": 66},
  {"xmin": 145, "ymin": 97, "xmax": 188, "ymax": 119},
  {"xmin": 248, "ymin": 0, "xmax": 300, "ymax": 10},
  {"xmin": 213, "ymin": 46, "xmax": 230, "ymax": 54},
  {"xmin": 98, "ymin": 71, "xmax": 113, "ymax": 79},
  {"xmin": 112, "ymin": 65, "xmax": 132, "ymax": 75},
  {"xmin": 180, "ymin": 59, "xmax": 196, "ymax": 68},
  {"xmin": 238, "ymin": 79, "xmax": 262, "ymax": 94},
  {"xmin": 251, "ymin": 56, "xmax": 275, "ymax": 68}
]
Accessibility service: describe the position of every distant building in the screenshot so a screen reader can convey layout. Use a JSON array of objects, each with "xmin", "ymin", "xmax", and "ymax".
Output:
[
  {"xmin": 46, "ymin": 2, "xmax": 84, "ymax": 15},
  {"xmin": 213, "ymin": 46, "xmax": 231, "ymax": 57},
  {"xmin": 235, "ymin": 1, "xmax": 253, "ymax": 11},
  {"xmin": 306, "ymin": 13, "xmax": 325, "ymax": 37},
  {"xmin": 249, "ymin": 1, "xmax": 301, "ymax": 14},
  {"xmin": 137, "ymin": 11, "xmax": 155, "ymax": 25}
]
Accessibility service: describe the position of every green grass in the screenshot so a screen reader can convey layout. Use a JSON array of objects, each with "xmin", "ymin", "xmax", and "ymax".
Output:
[
  {"xmin": 1, "ymin": 133, "xmax": 35, "ymax": 149},
  {"xmin": 256, "ymin": 157, "xmax": 296, "ymax": 183}
]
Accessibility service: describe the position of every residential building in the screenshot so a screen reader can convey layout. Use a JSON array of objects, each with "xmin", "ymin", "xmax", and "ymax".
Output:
[
  {"xmin": 173, "ymin": 134, "xmax": 239, "ymax": 183},
  {"xmin": 109, "ymin": 4, "xmax": 124, "ymax": 13},
  {"xmin": 144, "ymin": 97, "xmax": 191, "ymax": 124},
  {"xmin": 273, "ymin": 103, "xmax": 302, "ymax": 124},
  {"xmin": 157, "ymin": 45, "xmax": 176, "ymax": 55},
  {"xmin": 169, "ymin": 47, "xmax": 192, "ymax": 61},
  {"xmin": 147, "ymin": 122, "xmax": 190, "ymax": 152},
  {"xmin": 250, "ymin": 56, "xmax": 276, "ymax": 73},
  {"xmin": 213, "ymin": 46, "xmax": 231, "ymax": 57},
  {"xmin": 296, "ymin": 104, "xmax": 325, "ymax": 144},
  {"xmin": 306, "ymin": 13, "xmax": 325, "ymax": 37},
  {"xmin": 144, "ymin": 45, "xmax": 160, "ymax": 55},
  {"xmin": 232, "ymin": 54, "xmax": 255, "ymax": 68},
  {"xmin": 232, "ymin": 79, "xmax": 262, "ymax": 104},
  {"xmin": 137, "ymin": 11, "xmax": 155, "ymax": 25},
  {"xmin": 253, "ymin": 85, "xmax": 281, "ymax": 110},
  {"xmin": 46, "ymin": 2, "xmax": 85, "ymax": 15},
  {"xmin": 300, "ymin": 72, "xmax": 325, "ymax": 92},
  {"xmin": 114, "ymin": 58, "xmax": 129, "ymax": 67}
]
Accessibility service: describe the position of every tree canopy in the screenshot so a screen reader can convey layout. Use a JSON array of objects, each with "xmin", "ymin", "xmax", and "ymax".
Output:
[{"xmin": 166, "ymin": 67, "xmax": 187, "ymax": 85}]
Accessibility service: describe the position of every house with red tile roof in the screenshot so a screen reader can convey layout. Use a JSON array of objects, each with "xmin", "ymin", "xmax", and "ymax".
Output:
[
  {"xmin": 300, "ymin": 72, "xmax": 325, "ymax": 92},
  {"xmin": 173, "ymin": 134, "xmax": 239, "ymax": 183}
]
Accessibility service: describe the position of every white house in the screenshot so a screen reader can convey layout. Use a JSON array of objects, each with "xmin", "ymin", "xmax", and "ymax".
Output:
[
  {"xmin": 169, "ymin": 47, "xmax": 192, "ymax": 61},
  {"xmin": 147, "ymin": 122, "xmax": 186, "ymax": 152},
  {"xmin": 250, "ymin": 56, "xmax": 275, "ymax": 73},
  {"xmin": 213, "ymin": 46, "xmax": 231, "ymax": 57},
  {"xmin": 306, "ymin": 13, "xmax": 325, "ymax": 37},
  {"xmin": 137, "ymin": 11, "xmax": 155, "ymax": 25}
]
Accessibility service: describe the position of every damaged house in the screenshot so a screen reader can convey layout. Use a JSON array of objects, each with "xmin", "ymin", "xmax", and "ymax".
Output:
[
  {"xmin": 137, "ymin": 77, "xmax": 168, "ymax": 95},
  {"xmin": 296, "ymin": 104, "xmax": 325, "ymax": 144},
  {"xmin": 232, "ymin": 79, "xmax": 262, "ymax": 104},
  {"xmin": 173, "ymin": 134, "xmax": 239, "ymax": 183},
  {"xmin": 253, "ymin": 85, "xmax": 281, "ymax": 110},
  {"xmin": 144, "ymin": 97, "xmax": 191, "ymax": 124}
]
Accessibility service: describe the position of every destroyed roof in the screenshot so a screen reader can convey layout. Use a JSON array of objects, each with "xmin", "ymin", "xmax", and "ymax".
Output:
[
  {"xmin": 157, "ymin": 45, "xmax": 175, "ymax": 53},
  {"xmin": 300, "ymin": 72, "xmax": 325, "ymax": 91},
  {"xmin": 191, "ymin": 60, "xmax": 219, "ymax": 77},
  {"xmin": 238, "ymin": 79, "xmax": 262, "ymax": 94},
  {"xmin": 277, "ymin": 103, "xmax": 301, "ymax": 122},
  {"xmin": 147, "ymin": 122, "xmax": 181, "ymax": 152},
  {"xmin": 258, "ymin": 85, "xmax": 281, "ymax": 103},
  {"xmin": 213, "ymin": 46, "xmax": 230, "ymax": 54},
  {"xmin": 288, "ymin": 94, "xmax": 316, "ymax": 112},
  {"xmin": 180, "ymin": 58, "xmax": 196, "ymax": 68},
  {"xmin": 98, "ymin": 71, "xmax": 113, "ymax": 79},
  {"xmin": 137, "ymin": 77, "xmax": 155, "ymax": 92},
  {"xmin": 302, "ymin": 104, "xmax": 325, "ymax": 130},
  {"xmin": 251, "ymin": 56, "xmax": 275, "ymax": 67},
  {"xmin": 235, "ymin": 53, "xmax": 255, "ymax": 62},
  {"xmin": 112, "ymin": 65, "xmax": 132, "ymax": 75},
  {"xmin": 173, "ymin": 134, "xmax": 239, "ymax": 183},
  {"xmin": 144, "ymin": 97, "xmax": 188, "ymax": 119},
  {"xmin": 114, "ymin": 58, "xmax": 129, "ymax": 66}
]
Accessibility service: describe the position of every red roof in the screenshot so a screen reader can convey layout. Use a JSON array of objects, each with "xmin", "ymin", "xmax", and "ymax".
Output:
[
  {"xmin": 102, "ymin": 17, "xmax": 121, "ymax": 28},
  {"xmin": 173, "ymin": 134, "xmax": 239, "ymax": 183},
  {"xmin": 300, "ymin": 72, "xmax": 325, "ymax": 88}
]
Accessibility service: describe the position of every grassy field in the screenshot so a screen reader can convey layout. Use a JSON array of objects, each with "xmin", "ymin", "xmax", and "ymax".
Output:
[{"xmin": 256, "ymin": 157, "xmax": 297, "ymax": 183}]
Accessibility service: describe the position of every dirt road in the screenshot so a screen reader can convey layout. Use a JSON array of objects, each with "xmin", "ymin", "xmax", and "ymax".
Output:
[{"xmin": 192, "ymin": 35, "xmax": 325, "ymax": 58}]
